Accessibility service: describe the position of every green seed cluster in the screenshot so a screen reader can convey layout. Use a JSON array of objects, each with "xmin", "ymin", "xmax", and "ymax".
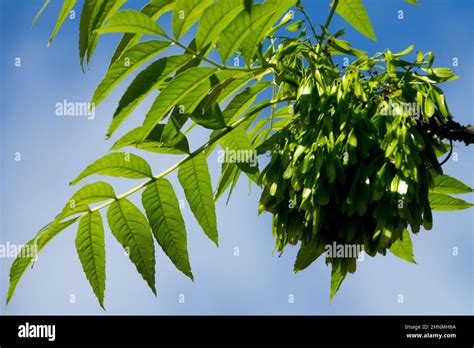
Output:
[{"xmin": 259, "ymin": 65, "xmax": 448, "ymax": 275}]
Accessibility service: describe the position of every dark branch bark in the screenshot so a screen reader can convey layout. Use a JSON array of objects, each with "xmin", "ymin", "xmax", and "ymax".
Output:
[{"xmin": 417, "ymin": 118, "xmax": 474, "ymax": 146}]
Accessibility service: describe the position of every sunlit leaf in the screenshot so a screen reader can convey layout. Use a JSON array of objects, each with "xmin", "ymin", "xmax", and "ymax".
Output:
[
  {"xmin": 110, "ymin": 0, "xmax": 176, "ymax": 65},
  {"xmin": 431, "ymin": 174, "xmax": 473, "ymax": 195},
  {"xmin": 429, "ymin": 193, "xmax": 474, "ymax": 211},
  {"xmin": 70, "ymin": 152, "xmax": 153, "ymax": 186},
  {"xmin": 172, "ymin": 0, "xmax": 213, "ymax": 39},
  {"xmin": 93, "ymin": 40, "xmax": 171, "ymax": 106},
  {"xmin": 107, "ymin": 198, "xmax": 156, "ymax": 294},
  {"xmin": 76, "ymin": 211, "xmax": 106, "ymax": 308},
  {"xmin": 332, "ymin": 0, "xmax": 377, "ymax": 41},
  {"xmin": 178, "ymin": 153, "xmax": 218, "ymax": 245},
  {"xmin": 48, "ymin": 0, "xmax": 77, "ymax": 45},
  {"xmin": 7, "ymin": 218, "xmax": 79, "ymax": 304},
  {"xmin": 142, "ymin": 179, "xmax": 193, "ymax": 280},
  {"xmin": 389, "ymin": 229, "xmax": 416, "ymax": 263},
  {"xmin": 95, "ymin": 9, "xmax": 166, "ymax": 36},
  {"xmin": 196, "ymin": 0, "xmax": 245, "ymax": 51}
]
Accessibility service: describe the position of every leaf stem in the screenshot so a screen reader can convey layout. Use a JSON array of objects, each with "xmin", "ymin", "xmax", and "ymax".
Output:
[
  {"xmin": 324, "ymin": 0, "xmax": 340, "ymax": 31},
  {"xmin": 297, "ymin": 6, "xmax": 318, "ymax": 44},
  {"xmin": 317, "ymin": 0, "xmax": 340, "ymax": 49}
]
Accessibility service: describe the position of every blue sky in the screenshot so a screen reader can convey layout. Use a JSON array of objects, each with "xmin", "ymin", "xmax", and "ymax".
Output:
[{"xmin": 0, "ymin": 0, "xmax": 472, "ymax": 315}]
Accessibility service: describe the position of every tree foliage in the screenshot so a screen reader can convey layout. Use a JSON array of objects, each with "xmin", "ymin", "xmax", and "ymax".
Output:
[{"xmin": 7, "ymin": 0, "xmax": 473, "ymax": 307}]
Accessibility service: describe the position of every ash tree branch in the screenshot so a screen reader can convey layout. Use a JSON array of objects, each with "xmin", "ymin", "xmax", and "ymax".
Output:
[{"xmin": 417, "ymin": 117, "xmax": 474, "ymax": 146}]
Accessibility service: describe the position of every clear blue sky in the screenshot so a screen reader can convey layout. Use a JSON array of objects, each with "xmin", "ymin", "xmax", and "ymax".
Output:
[{"xmin": 0, "ymin": 0, "xmax": 472, "ymax": 314}]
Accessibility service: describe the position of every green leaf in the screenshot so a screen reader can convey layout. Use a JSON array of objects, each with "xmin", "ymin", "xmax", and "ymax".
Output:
[
  {"xmin": 140, "ymin": 67, "xmax": 217, "ymax": 137},
  {"xmin": 424, "ymin": 95, "xmax": 435, "ymax": 118},
  {"xmin": 219, "ymin": 126, "xmax": 259, "ymax": 181},
  {"xmin": 95, "ymin": 9, "xmax": 166, "ymax": 36},
  {"xmin": 393, "ymin": 44, "xmax": 414, "ymax": 57},
  {"xmin": 68, "ymin": 181, "xmax": 116, "ymax": 205},
  {"xmin": 389, "ymin": 229, "xmax": 416, "ymax": 263},
  {"xmin": 223, "ymin": 80, "xmax": 271, "ymax": 123},
  {"xmin": 214, "ymin": 163, "xmax": 240, "ymax": 201},
  {"xmin": 173, "ymin": 39, "xmax": 213, "ymax": 77},
  {"xmin": 7, "ymin": 218, "xmax": 78, "ymax": 305},
  {"xmin": 225, "ymin": 166, "xmax": 241, "ymax": 204},
  {"xmin": 294, "ymin": 243, "xmax": 324, "ymax": 272},
  {"xmin": 79, "ymin": 0, "xmax": 97, "ymax": 69},
  {"xmin": 32, "ymin": 0, "xmax": 50, "ymax": 27},
  {"xmin": 92, "ymin": 40, "xmax": 170, "ymax": 106},
  {"xmin": 286, "ymin": 20, "xmax": 304, "ymax": 32},
  {"xmin": 330, "ymin": 264, "xmax": 346, "ymax": 302},
  {"xmin": 107, "ymin": 198, "xmax": 156, "ymax": 294},
  {"xmin": 76, "ymin": 211, "xmax": 106, "ymax": 308},
  {"xmin": 141, "ymin": 68, "xmax": 243, "ymax": 139},
  {"xmin": 142, "ymin": 179, "xmax": 193, "ymax": 280},
  {"xmin": 216, "ymin": 72, "xmax": 259, "ymax": 103},
  {"xmin": 84, "ymin": 0, "xmax": 128, "ymax": 65},
  {"xmin": 107, "ymin": 54, "xmax": 192, "ymax": 138},
  {"xmin": 173, "ymin": 0, "xmax": 214, "ymax": 39},
  {"xmin": 178, "ymin": 153, "xmax": 218, "ymax": 245},
  {"xmin": 429, "ymin": 192, "xmax": 474, "ymax": 211},
  {"xmin": 332, "ymin": 0, "xmax": 377, "ymax": 41},
  {"xmin": 180, "ymin": 70, "xmax": 245, "ymax": 129},
  {"xmin": 59, "ymin": 182, "xmax": 116, "ymax": 219},
  {"xmin": 421, "ymin": 67, "xmax": 455, "ymax": 78},
  {"xmin": 195, "ymin": 0, "xmax": 246, "ymax": 51},
  {"xmin": 186, "ymin": 74, "xmax": 240, "ymax": 130},
  {"xmin": 48, "ymin": 0, "xmax": 77, "ymax": 45},
  {"xmin": 110, "ymin": 0, "xmax": 176, "ymax": 65},
  {"xmin": 431, "ymin": 174, "xmax": 473, "ymax": 195},
  {"xmin": 404, "ymin": 0, "xmax": 420, "ymax": 4},
  {"xmin": 191, "ymin": 102, "xmax": 226, "ymax": 130},
  {"xmin": 57, "ymin": 205, "xmax": 91, "ymax": 221},
  {"xmin": 240, "ymin": 0, "xmax": 295, "ymax": 64},
  {"xmin": 111, "ymin": 124, "xmax": 190, "ymax": 155},
  {"xmin": 70, "ymin": 152, "xmax": 153, "ymax": 186},
  {"xmin": 218, "ymin": 2, "xmax": 289, "ymax": 63}
]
